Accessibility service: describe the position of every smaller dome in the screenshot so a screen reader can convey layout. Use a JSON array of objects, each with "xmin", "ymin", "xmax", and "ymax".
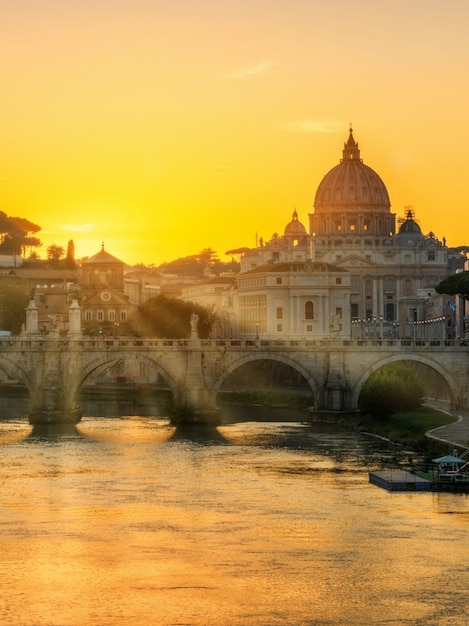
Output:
[
  {"xmin": 398, "ymin": 210, "xmax": 422, "ymax": 235},
  {"xmin": 284, "ymin": 210, "xmax": 307, "ymax": 238}
]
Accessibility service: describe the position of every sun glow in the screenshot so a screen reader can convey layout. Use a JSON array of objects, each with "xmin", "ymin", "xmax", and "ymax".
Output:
[{"xmin": 2, "ymin": 1, "xmax": 469, "ymax": 265}]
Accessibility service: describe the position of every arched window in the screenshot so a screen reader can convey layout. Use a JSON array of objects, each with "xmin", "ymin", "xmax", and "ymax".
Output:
[{"xmin": 305, "ymin": 301, "xmax": 314, "ymax": 319}]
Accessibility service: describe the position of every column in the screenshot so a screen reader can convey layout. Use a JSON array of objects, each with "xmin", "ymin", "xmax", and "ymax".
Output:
[{"xmin": 25, "ymin": 300, "xmax": 39, "ymax": 334}]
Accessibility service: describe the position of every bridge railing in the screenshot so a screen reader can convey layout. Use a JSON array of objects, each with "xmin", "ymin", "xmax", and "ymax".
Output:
[{"xmin": 1, "ymin": 336, "xmax": 469, "ymax": 351}]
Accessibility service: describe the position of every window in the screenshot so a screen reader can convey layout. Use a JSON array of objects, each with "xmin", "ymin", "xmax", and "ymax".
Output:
[
  {"xmin": 276, "ymin": 324, "xmax": 283, "ymax": 332},
  {"xmin": 97, "ymin": 310, "xmax": 104, "ymax": 322},
  {"xmin": 351, "ymin": 303, "xmax": 358, "ymax": 318},
  {"xmin": 85, "ymin": 310, "xmax": 92, "ymax": 322},
  {"xmin": 109, "ymin": 310, "xmax": 116, "ymax": 322},
  {"xmin": 385, "ymin": 303, "xmax": 395, "ymax": 321},
  {"xmin": 428, "ymin": 251, "xmax": 435, "ymax": 261},
  {"xmin": 349, "ymin": 221, "xmax": 356, "ymax": 231},
  {"xmin": 336, "ymin": 277, "xmax": 342, "ymax": 285},
  {"xmin": 306, "ymin": 325, "xmax": 313, "ymax": 332},
  {"xmin": 276, "ymin": 307, "xmax": 283, "ymax": 319},
  {"xmin": 98, "ymin": 271, "xmax": 108, "ymax": 285},
  {"xmin": 120, "ymin": 310, "xmax": 127, "ymax": 322},
  {"xmin": 276, "ymin": 277, "xmax": 282, "ymax": 285},
  {"xmin": 305, "ymin": 301, "xmax": 314, "ymax": 319}
]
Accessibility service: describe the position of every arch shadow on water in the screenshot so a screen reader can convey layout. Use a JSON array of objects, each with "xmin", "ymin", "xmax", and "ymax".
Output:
[
  {"xmin": 168, "ymin": 423, "xmax": 229, "ymax": 445},
  {"xmin": 27, "ymin": 422, "xmax": 85, "ymax": 442}
]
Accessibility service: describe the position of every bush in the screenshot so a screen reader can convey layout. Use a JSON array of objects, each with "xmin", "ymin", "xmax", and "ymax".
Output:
[{"xmin": 359, "ymin": 362, "xmax": 424, "ymax": 419}]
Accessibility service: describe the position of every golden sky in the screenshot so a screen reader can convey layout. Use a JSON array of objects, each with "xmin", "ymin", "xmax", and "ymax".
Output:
[{"xmin": 2, "ymin": 0, "xmax": 469, "ymax": 265}]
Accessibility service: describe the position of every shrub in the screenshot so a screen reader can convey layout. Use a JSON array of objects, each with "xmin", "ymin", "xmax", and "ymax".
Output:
[{"xmin": 359, "ymin": 362, "xmax": 424, "ymax": 419}]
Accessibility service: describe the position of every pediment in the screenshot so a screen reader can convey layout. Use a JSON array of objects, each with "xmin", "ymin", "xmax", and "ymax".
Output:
[
  {"xmin": 334, "ymin": 254, "xmax": 377, "ymax": 268},
  {"xmin": 81, "ymin": 288, "xmax": 130, "ymax": 307}
]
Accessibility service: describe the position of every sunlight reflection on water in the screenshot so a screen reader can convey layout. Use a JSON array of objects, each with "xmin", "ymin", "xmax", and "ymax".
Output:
[{"xmin": 0, "ymin": 413, "xmax": 468, "ymax": 625}]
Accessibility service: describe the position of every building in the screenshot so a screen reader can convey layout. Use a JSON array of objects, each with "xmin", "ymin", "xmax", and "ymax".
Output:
[
  {"xmin": 80, "ymin": 244, "xmax": 133, "ymax": 335},
  {"xmin": 238, "ymin": 259, "xmax": 350, "ymax": 339},
  {"xmin": 201, "ymin": 127, "xmax": 464, "ymax": 341},
  {"xmin": 180, "ymin": 276, "xmax": 238, "ymax": 337},
  {"xmin": 0, "ymin": 266, "xmax": 79, "ymax": 334},
  {"xmin": 221, "ymin": 210, "xmax": 348, "ymax": 339},
  {"xmin": 308, "ymin": 127, "xmax": 456, "ymax": 336}
]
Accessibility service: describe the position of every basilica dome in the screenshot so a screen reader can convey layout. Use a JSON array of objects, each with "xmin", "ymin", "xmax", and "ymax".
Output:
[
  {"xmin": 310, "ymin": 128, "xmax": 395, "ymax": 239},
  {"xmin": 314, "ymin": 128, "xmax": 391, "ymax": 212}
]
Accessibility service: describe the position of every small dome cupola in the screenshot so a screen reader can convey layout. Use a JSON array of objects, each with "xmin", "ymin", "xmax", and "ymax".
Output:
[
  {"xmin": 284, "ymin": 210, "xmax": 307, "ymax": 239},
  {"xmin": 398, "ymin": 208, "xmax": 422, "ymax": 235}
]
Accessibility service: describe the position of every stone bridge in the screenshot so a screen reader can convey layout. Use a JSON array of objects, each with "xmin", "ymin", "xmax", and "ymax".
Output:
[{"xmin": 0, "ymin": 332, "xmax": 468, "ymax": 423}]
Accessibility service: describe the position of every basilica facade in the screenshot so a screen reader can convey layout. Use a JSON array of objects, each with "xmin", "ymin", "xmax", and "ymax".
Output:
[{"xmin": 231, "ymin": 128, "xmax": 462, "ymax": 340}]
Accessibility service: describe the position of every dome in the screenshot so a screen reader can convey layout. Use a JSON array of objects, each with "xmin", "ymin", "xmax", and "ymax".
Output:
[
  {"xmin": 284, "ymin": 210, "xmax": 307, "ymax": 238},
  {"xmin": 314, "ymin": 128, "xmax": 391, "ymax": 212},
  {"xmin": 397, "ymin": 210, "xmax": 422, "ymax": 235}
]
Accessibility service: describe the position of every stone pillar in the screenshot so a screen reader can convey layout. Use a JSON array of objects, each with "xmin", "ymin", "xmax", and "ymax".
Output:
[
  {"xmin": 173, "ymin": 338, "xmax": 220, "ymax": 425},
  {"xmin": 28, "ymin": 338, "xmax": 82, "ymax": 424},
  {"xmin": 464, "ymin": 316, "xmax": 469, "ymax": 340},
  {"xmin": 25, "ymin": 300, "xmax": 39, "ymax": 334},
  {"xmin": 322, "ymin": 351, "xmax": 349, "ymax": 411},
  {"xmin": 68, "ymin": 299, "xmax": 82, "ymax": 336}
]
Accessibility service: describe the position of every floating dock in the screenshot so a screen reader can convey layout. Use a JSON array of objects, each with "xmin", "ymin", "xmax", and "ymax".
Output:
[{"xmin": 369, "ymin": 470, "xmax": 432, "ymax": 492}]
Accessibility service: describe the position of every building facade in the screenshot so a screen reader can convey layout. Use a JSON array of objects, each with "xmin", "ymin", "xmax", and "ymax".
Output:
[
  {"xmin": 204, "ymin": 128, "xmax": 464, "ymax": 341},
  {"xmin": 308, "ymin": 128, "xmax": 455, "ymax": 334},
  {"xmin": 80, "ymin": 244, "xmax": 133, "ymax": 335}
]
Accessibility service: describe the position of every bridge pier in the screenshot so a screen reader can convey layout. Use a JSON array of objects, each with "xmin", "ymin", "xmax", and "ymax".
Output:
[
  {"xmin": 319, "ymin": 348, "xmax": 352, "ymax": 411},
  {"xmin": 173, "ymin": 388, "xmax": 220, "ymax": 425},
  {"xmin": 172, "ymin": 338, "xmax": 221, "ymax": 425},
  {"xmin": 28, "ymin": 335, "xmax": 82, "ymax": 425}
]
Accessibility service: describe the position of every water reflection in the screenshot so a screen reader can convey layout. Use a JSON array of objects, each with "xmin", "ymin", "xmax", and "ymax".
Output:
[
  {"xmin": 169, "ymin": 423, "xmax": 229, "ymax": 444},
  {"xmin": 0, "ymin": 398, "xmax": 468, "ymax": 625},
  {"xmin": 29, "ymin": 423, "xmax": 82, "ymax": 440}
]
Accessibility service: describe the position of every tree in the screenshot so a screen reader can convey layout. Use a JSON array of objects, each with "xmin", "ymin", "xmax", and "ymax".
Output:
[
  {"xmin": 65, "ymin": 240, "xmax": 76, "ymax": 268},
  {"xmin": 133, "ymin": 295, "xmax": 218, "ymax": 338},
  {"xmin": 0, "ymin": 282, "xmax": 30, "ymax": 334},
  {"xmin": 358, "ymin": 362, "xmax": 425, "ymax": 419},
  {"xmin": 0, "ymin": 212, "xmax": 42, "ymax": 257},
  {"xmin": 435, "ymin": 271, "xmax": 469, "ymax": 301},
  {"xmin": 47, "ymin": 244, "xmax": 65, "ymax": 265},
  {"xmin": 157, "ymin": 248, "xmax": 239, "ymax": 278}
]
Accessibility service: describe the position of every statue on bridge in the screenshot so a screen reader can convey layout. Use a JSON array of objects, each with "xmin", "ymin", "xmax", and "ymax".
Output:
[
  {"xmin": 329, "ymin": 313, "xmax": 341, "ymax": 336},
  {"xmin": 190, "ymin": 312, "xmax": 199, "ymax": 338}
]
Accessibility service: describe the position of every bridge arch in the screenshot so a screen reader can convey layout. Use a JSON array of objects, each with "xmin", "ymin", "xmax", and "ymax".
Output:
[
  {"xmin": 351, "ymin": 353, "xmax": 457, "ymax": 410},
  {"xmin": 0, "ymin": 355, "xmax": 35, "ymax": 396},
  {"xmin": 213, "ymin": 352, "xmax": 321, "ymax": 401},
  {"xmin": 75, "ymin": 353, "xmax": 181, "ymax": 402}
]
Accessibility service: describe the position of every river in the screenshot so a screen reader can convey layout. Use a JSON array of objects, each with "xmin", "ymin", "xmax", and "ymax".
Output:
[{"xmin": 0, "ymin": 401, "xmax": 468, "ymax": 625}]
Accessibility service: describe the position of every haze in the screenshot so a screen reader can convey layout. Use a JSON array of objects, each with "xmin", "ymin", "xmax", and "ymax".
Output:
[{"xmin": 2, "ymin": 0, "xmax": 468, "ymax": 265}]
